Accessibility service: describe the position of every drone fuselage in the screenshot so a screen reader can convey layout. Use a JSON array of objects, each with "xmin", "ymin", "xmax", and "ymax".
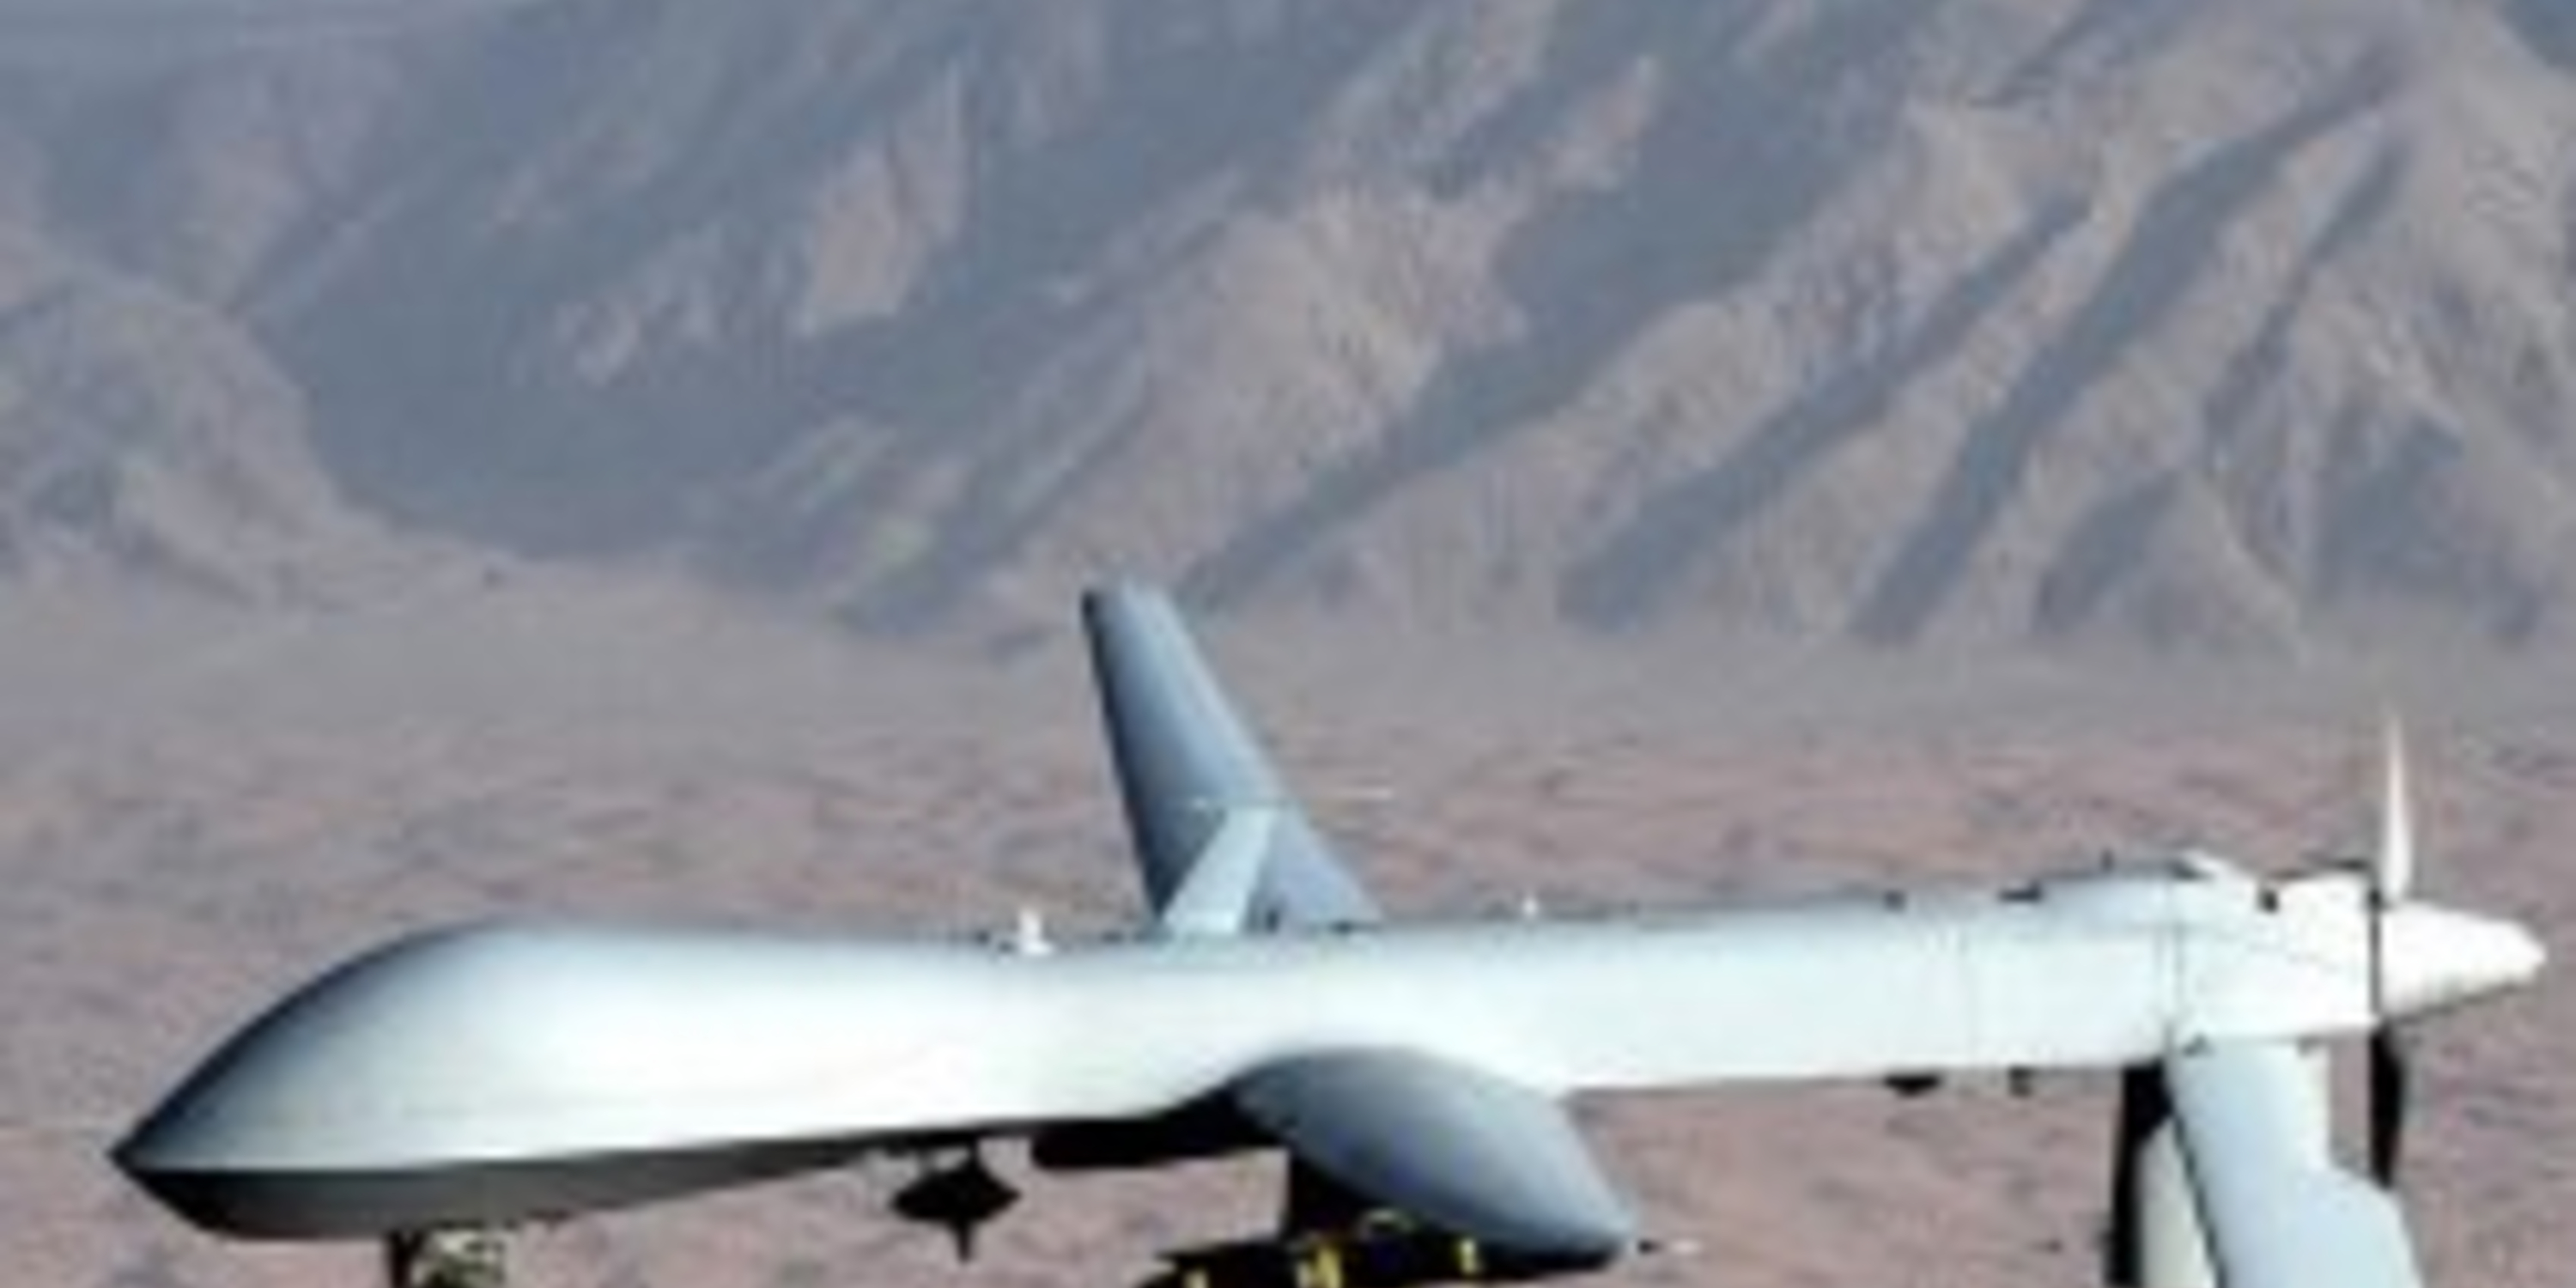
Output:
[{"xmin": 117, "ymin": 855, "xmax": 2536, "ymax": 1239}]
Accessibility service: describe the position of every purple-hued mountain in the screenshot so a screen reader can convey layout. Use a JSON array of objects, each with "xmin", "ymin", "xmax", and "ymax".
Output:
[{"xmin": 0, "ymin": 0, "xmax": 2570, "ymax": 652}]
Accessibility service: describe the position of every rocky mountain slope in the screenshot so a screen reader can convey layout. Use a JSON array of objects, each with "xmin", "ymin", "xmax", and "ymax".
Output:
[
  {"xmin": 0, "ymin": 219, "xmax": 416, "ymax": 601},
  {"xmin": 0, "ymin": 0, "xmax": 2571, "ymax": 653}
]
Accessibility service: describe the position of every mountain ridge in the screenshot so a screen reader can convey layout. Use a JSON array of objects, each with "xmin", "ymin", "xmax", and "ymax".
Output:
[{"xmin": 0, "ymin": 0, "xmax": 2567, "ymax": 654}]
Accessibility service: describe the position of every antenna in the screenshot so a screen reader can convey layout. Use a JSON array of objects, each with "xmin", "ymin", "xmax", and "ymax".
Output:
[{"xmin": 1007, "ymin": 907, "xmax": 1054, "ymax": 956}]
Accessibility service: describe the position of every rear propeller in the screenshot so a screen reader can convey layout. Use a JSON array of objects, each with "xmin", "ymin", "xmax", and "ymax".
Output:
[{"xmin": 2365, "ymin": 715, "xmax": 2413, "ymax": 1188}]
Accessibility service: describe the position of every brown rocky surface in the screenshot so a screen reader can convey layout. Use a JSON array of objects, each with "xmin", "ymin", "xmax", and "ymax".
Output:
[{"xmin": 3, "ymin": 619, "xmax": 2565, "ymax": 1287}]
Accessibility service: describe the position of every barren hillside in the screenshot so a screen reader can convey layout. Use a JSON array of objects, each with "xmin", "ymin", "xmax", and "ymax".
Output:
[{"xmin": 0, "ymin": 0, "xmax": 2569, "ymax": 650}]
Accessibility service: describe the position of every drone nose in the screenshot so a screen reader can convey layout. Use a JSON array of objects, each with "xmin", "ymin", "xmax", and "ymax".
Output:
[
  {"xmin": 2500, "ymin": 919, "xmax": 2549, "ymax": 985},
  {"xmin": 2382, "ymin": 905, "xmax": 2548, "ymax": 1018}
]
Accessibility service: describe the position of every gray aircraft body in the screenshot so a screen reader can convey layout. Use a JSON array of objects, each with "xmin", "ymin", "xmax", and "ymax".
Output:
[{"xmin": 118, "ymin": 587, "xmax": 2543, "ymax": 1288}]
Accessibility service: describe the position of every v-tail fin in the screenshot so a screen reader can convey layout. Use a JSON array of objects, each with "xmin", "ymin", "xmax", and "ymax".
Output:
[{"xmin": 1082, "ymin": 585, "xmax": 1376, "ymax": 933}]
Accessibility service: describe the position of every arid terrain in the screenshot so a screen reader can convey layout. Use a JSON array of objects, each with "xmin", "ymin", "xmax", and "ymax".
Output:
[
  {"xmin": 3, "ymin": 598, "xmax": 2567, "ymax": 1288},
  {"xmin": 0, "ymin": 4, "xmax": 2570, "ymax": 1283}
]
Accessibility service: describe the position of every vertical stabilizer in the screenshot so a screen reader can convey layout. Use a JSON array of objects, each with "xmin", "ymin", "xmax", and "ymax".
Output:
[{"xmin": 1082, "ymin": 586, "xmax": 1377, "ymax": 930}]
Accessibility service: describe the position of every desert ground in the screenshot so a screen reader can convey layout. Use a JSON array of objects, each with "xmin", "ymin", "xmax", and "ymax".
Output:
[
  {"xmin": 3, "ymin": 4, "xmax": 2573, "ymax": 1284},
  {"xmin": 3, "ymin": 598, "xmax": 2568, "ymax": 1288}
]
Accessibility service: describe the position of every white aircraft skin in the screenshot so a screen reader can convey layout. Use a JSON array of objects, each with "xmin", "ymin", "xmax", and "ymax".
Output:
[
  {"xmin": 126, "ymin": 875, "xmax": 2530, "ymax": 1191},
  {"xmin": 116, "ymin": 586, "xmax": 2545, "ymax": 1288}
]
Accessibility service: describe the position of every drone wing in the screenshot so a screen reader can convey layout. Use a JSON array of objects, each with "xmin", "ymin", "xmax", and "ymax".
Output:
[{"xmin": 2166, "ymin": 1042, "xmax": 2422, "ymax": 1288}]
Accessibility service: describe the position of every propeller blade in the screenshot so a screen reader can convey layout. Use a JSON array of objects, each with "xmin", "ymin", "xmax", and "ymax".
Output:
[
  {"xmin": 2368, "ymin": 1030, "xmax": 2412, "ymax": 1185},
  {"xmin": 2376, "ymin": 714, "xmax": 2415, "ymax": 903}
]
